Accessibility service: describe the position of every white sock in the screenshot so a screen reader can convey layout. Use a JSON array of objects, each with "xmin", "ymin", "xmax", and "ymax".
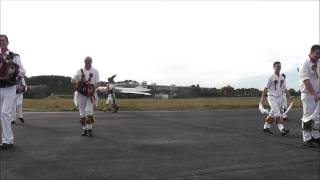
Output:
[
  {"xmin": 277, "ymin": 124, "xmax": 284, "ymax": 132},
  {"xmin": 264, "ymin": 122, "xmax": 271, "ymax": 129}
]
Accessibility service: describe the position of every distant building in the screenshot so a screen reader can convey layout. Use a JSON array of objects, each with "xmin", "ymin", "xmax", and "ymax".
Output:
[{"xmin": 154, "ymin": 93, "xmax": 169, "ymax": 99}]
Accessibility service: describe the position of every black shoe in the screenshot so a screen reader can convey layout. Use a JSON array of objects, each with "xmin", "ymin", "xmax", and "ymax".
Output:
[
  {"xmin": 81, "ymin": 130, "xmax": 88, "ymax": 136},
  {"xmin": 303, "ymin": 140, "xmax": 318, "ymax": 148},
  {"xmin": 18, "ymin": 118, "xmax": 25, "ymax": 123},
  {"xmin": 0, "ymin": 143, "xmax": 13, "ymax": 150},
  {"xmin": 281, "ymin": 129, "xmax": 290, "ymax": 136},
  {"xmin": 282, "ymin": 118, "xmax": 289, "ymax": 121},
  {"xmin": 11, "ymin": 121, "xmax": 16, "ymax": 125},
  {"xmin": 263, "ymin": 128, "xmax": 273, "ymax": 134},
  {"xmin": 88, "ymin": 130, "xmax": 93, "ymax": 137}
]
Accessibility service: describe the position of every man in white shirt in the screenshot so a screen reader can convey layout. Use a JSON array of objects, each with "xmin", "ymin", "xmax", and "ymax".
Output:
[
  {"xmin": 0, "ymin": 34, "xmax": 25, "ymax": 150},
  {"xmin": 71, "ymin": 56, "xmax": 100, "ymax": 137},
  {"xmin": 261, "ymin": 61, "xmax": 291, "ymax": 136},
  {"xmin": 298, "ymin": 44, "xmax": 320, "ymax": 148}
]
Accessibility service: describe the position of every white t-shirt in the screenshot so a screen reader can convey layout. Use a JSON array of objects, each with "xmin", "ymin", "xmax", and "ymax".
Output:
[
  {"xmin": 299, "ymin": 58, "xmax": 320, "ymax": 94},
  {"xmin": 265, "ymin": 74, "xmax": 286, "ymax": 97},
  {"xmin": 72, "ymin": 67, "xmax": 100, "ymax": 85}
]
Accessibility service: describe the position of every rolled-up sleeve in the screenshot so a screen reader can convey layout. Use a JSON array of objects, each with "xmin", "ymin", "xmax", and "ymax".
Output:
[
  {"xmin": 265, "ymin": 77, "xmax": 272, "ymax": 89},
  {"xmin": 299, "ymin": 62, "xmax": 310, "ymax": 82},
  {"xmin": 72, "ymin": 70, "xmax": 80, "ymax": 82},
  {"xmin": 13, "ymin": 55, "xmax": 26, "ymax": 76},
  {"xmin": 282, "ymin": 81, "xmax": 287, "ymax": 91}
]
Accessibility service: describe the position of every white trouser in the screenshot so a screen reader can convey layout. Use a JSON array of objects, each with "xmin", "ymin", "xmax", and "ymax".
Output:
[
  {"xmin": 0, "ymin": 86, "xmax": 16, "ymax": 144},
  {"xmin": 16, "ymin": 93, "xmax": 23, "ymax": 105},
  {"xmin": 76, "ymin": 93, "xmax": 94, "ymax": 130},
  {"xmin": 76, "ymin": 93, "xmax": 94, "ymax": 117},
  {"xmin": 16, "ymin": 93, "xmax": 24, "ymax": 119},
  {"xmin": 301, "ymin": 93, "xmax": 320, "ymax": 142},
  {"xmin": 106, "ymin": 95, "xmax": 113, "ymax": 105},
  {"xmin": 10, "ymin": 93, "xmax": 24, "ymax": 122},
  {"xmin": 268, "ymin": 95, "xmax": 283, "ymax": 118}
]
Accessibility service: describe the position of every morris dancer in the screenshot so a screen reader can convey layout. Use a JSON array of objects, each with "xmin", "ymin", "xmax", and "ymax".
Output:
[
  {"xmin": 71, "ymin": 56, "xmax": 100, "ymax": 137},
  {"xmin": 298, "ymin": 44, "xmax": 320, "ymax": 148},
  {"xmin": 105, "ymin": 84, "xmax": 116, "ymax": 112},
  {"xmin": 0, "ymin": 34, "xmax": 25, "ymax": 150},
  {"xmin": 261, "ymin": 61, "xmax": 291, "ymax": 136}
]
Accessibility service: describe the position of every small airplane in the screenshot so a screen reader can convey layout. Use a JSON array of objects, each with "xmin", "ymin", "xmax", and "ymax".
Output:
[
  {"xmin": 97, "ymin": 74, "xmax": 151, "ymax": 96},
  {"xmin": 96, "ymin": 74, "xmax": 151, "ymax": 113}
]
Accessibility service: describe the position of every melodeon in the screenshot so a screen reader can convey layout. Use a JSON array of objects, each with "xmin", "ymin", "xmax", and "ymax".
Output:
[
  {"xmin": 77, "ymin": 82, "xmax": 95, "ymax": 97},
  {"xmin": 0, "ymin": 53, "xmax": 19, "ymax": 85},
  {"xmin": 77, "ymin": 70, "xmax": 95, "ymax": 101}
]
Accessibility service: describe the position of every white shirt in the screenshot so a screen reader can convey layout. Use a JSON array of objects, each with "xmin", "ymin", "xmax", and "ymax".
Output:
[
  {"xmin": 72, "ymin": 67, "xmax": 100, "ymax": 85},
  {"xmin": 265, "ymin": 74, "xmax": 286, "ymax": 97},
  {"xmin": 299, "ymin": 58, "xmax": 320, "ymax": 94}
]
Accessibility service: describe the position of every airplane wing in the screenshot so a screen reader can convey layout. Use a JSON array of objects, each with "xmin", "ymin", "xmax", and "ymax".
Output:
[
  {"xmin": 115, "ymin": 87, "xmax": 151, "ymax": 95},
  {"xmin": 121, "ymin": 92, "xmax": 151, "ymax": 95},
  {"xmin": 108, "ymin": 74, "xmax": 117, "ymax": 83}
]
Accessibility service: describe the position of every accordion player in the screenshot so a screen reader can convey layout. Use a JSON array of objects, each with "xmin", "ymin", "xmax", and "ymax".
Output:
[{"xmin": 0, "ymin": 51, "xmax": 20, "ymax": 87}]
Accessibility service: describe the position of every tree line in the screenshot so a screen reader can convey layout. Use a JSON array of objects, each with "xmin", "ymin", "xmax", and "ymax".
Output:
[{"xmin": 23, "ymin": 76, "xmax": 301, "ymax": 98}]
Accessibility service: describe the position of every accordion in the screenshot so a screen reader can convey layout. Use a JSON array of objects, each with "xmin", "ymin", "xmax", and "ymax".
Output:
[
  {"xmin": 77, "ymin": 70, "xmax": 95, "ymax": 100},
  {"xmin": 0, "ymin": 53, "xmax": 19, "ymax": 85},
  {"xmin": 77, "ymin": 82, "xmax": 95, "ymax": 97}
]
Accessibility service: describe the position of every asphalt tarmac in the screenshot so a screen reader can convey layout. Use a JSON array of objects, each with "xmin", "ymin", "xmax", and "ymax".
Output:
[{"xmin": 1, "ymin": 109, "xmax": 319, "ymax": 180}]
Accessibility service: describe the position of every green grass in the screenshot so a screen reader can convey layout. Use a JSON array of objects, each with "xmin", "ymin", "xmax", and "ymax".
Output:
[{"xmin": 23, "ymin": 97, "xmax": 303, "ymax": 112}]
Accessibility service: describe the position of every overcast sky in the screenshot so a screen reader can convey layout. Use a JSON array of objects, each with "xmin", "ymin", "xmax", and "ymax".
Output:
[{"xmin": 0, "ymin": 0, "xmax": 319, "ymax": 89}]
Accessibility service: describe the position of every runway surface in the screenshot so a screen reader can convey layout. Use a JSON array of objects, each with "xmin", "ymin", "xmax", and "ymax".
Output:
[{"xmin": 1, "ymin": 109, "xmax": 319, "ymax": 180}]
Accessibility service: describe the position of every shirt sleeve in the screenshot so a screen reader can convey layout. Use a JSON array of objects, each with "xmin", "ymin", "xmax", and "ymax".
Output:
[
  {"xmin": 13, "ymin": 55, "xmax": 26, "ymax": 76},
  {"xmin": 265, "ymin": 77, "xmax": 272, "ymax": 89},
  {"xmin": 72, "ymin": 69, "xmax": 80, "ymax": 82},
  {"xmin": 299, "ymin": 61, "xmax": 310, "ymax": 81},
  {"xmin": 21, "ymin": 78, "xmax": 26, "ymax": 86}
]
